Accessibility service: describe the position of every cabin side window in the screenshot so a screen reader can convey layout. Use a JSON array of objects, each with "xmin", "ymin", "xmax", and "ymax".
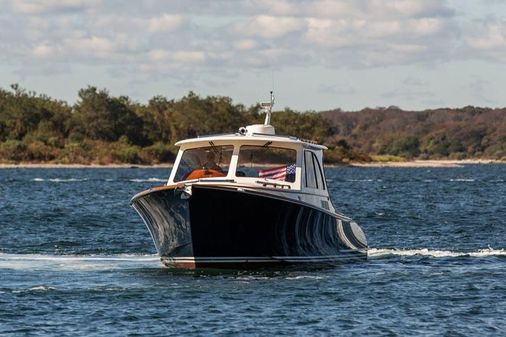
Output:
[
  {"xmin": 174, "ymin": 145, "xmax": 234, "ymax": 182},
  {"xmin": 313, "ymin": 153, "xmax": 326, "ymax": 190},
  {"xmin": 236, "ymin": 145, "xmax": 296, "ymax": 182},
  {"xmin": 304, "ymin": 151, "xmax": 318, "ymax": 188},
  {"xmin": 304, "ymin": 151, "xmax": 326, "ymax": 190}
]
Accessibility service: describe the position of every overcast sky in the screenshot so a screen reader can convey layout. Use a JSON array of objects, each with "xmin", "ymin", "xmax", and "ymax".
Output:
[{"xmin": 1, "ymin": 0, "xmax": 505, "ymax": 111}]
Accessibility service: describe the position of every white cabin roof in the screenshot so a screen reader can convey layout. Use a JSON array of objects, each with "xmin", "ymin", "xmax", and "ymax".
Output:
[{"xmin": 175, "ymin": 127, "xmax": 327, "ymax": 150}]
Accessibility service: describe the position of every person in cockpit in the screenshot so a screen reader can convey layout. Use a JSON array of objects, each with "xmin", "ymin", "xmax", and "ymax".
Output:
[{"xmin": 203, "ymin": 151, "xmax": 222, "ymax": 171}]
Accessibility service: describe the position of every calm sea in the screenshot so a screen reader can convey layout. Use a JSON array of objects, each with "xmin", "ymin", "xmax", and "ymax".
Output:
[{"xmin": 0, "ymin": 166, "xmax": 505, "ymax": 336}]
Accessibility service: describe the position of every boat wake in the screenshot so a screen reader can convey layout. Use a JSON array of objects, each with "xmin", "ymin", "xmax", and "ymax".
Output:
[
  {"xmin": 368, "ymin": 247, "xmax": 506, "ymax": 258},
  {"xmin": 0, "ymin": 253, "xmax": 159, "ymax": 271},
  {"xmin": 33, "ymin": 178, "xmax": 89, "ymax": 182},
  {"xmin": 31, "ymin": 177, "xmax": 166, "ymax": 183},
  {"xmin": 1, "ymin": 248, "xmax": 503, "ymax": 272},
  {"xmin": 129, "ymin": 178, "xmax": 166, "ymax": 182}
]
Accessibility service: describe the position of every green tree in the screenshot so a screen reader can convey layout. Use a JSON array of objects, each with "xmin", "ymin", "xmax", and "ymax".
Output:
[
  {"xmin": 72, "ymin": 86, "xmax": 146, "ymax": 145},
  {"xmin": 272, "ymin": 108, "xmax": 332, "ymax": 143},
  {"xmin": 0, "ymin": 84, "xmax": 71, "ymax": 143}
]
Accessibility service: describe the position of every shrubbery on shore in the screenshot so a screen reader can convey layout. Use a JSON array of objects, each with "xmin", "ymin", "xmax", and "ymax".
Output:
[{"xmin": 1, "ymin": 85, "xmax": 505, "ymax": 164}]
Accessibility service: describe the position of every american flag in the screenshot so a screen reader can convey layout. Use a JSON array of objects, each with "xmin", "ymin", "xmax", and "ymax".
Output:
[{"xmin": 259, "ymin": 164, "xmax": 296, "ymax": 181}]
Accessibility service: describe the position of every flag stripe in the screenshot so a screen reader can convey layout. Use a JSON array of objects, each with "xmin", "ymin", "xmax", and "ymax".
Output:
[
  {"xmin": 258, "ymin": 164, "xmax": 295, "ymax": 181},
  {"xmin": 258, "ymin": 165, "xmax": 286, "ymax": 176}
]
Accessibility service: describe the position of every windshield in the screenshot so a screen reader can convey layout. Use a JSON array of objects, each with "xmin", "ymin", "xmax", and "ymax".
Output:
[
  {"xmin": 236, "ymin": 145, "xmax": 296, "ymax": 182},
  {"xmin": 174, "ymin": 145, "xmax": 233, "ymax": 182}
]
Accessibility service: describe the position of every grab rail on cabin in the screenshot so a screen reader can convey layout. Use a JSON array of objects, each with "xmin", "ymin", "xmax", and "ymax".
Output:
[{"xmin": 255, "ymin": 180, "xmax": 291, "ymax": 189}]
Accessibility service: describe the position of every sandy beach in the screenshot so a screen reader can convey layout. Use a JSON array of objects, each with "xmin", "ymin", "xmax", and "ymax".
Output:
[{"xmin": 348, "ymin": 159, "xmax": 504, "ymax": 168}]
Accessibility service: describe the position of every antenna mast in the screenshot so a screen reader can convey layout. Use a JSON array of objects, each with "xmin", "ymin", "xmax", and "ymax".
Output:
[{"xmin": 262, "ymin": 91, "xmax": 275, "ymax": 126}]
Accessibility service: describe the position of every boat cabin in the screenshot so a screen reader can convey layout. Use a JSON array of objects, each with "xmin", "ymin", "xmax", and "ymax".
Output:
[
  {"xmin": 167, "ymin": 124, "xmax": 329, "ymax": 195},
  {"xmin": 130, "ymin": 92, "xmax": 367, "ymax": 269}
]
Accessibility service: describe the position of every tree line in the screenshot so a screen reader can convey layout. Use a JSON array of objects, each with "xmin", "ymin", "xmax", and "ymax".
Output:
[
  {"xmin": 0, "ymin": 85, "xmax": 330, "ymax": 164},
  {"xmin": 322, "ymin": 106, "xmax": 506, "ymax": 162},
  {"xmin": 0, "ymin": 85, "xmax": 505, "ymax": 164}
]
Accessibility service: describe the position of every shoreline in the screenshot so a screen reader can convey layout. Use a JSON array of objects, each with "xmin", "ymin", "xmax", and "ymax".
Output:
[
  {"xmin": 0, "ymin": 163, "xmax": 173, "ymax": 169},
  {"xmin": 347, "ymin": 159, "xmax": 503, "ymax": 168},
  {"xmin": 0, "ymin": 159, "xmax": 503, "ymax": 169}
]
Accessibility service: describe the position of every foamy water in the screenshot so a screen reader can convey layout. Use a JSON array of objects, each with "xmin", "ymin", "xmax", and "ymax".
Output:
[
  {"xmin": 129, "ymin": 178, "xmax": 166, "ymax": 182},
  {"xmin": 32, "ymin": 177, "xmax": 166, "ymax": 183},
  {"xmin": 33, "ymin": 177, "xmax": 89, "ymax": 182},
  {"xmin": 1, "ymin": 248, "xmax": 504, "ymax": 272},
  {"xmin": 368, "ymin": 247, "xmax": 506, "ymax": 258},
  {"xmin": 0, "ymin": 253, "xmax": 159, "ymax": 271}
]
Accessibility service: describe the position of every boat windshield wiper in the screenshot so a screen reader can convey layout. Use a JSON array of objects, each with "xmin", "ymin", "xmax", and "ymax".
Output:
[
  {"xmin": 208, "ymin": 141, "xmax": 223, "ymax": 164},
  {"xmin": 208, "ymin": 141, "xmax": 219, "ymax": 155}
]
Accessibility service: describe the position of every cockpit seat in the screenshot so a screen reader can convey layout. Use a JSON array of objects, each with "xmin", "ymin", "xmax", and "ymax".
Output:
[{"xmin": 184, "ymin": 169, "xmax": 226, "ymax": 180}]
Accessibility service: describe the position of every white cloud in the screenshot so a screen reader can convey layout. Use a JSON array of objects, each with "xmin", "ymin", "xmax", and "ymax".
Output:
[
  {"xmin": 32, "ymin": 44, "xmax": 54, "ymax": 58},
  {"xmin": 366, "ymin": 20, "xmax": 402, "ymax": 37},
  {"xmin": 71, "ymin": 36, "xmax": 114, "ymax": 53},
  {"xmin": 172, "ymin": 51, "xmax": 206, "ymax": 63},
  {"xmin": 1, "ymin": 0, "xmax": 461, "ymax": 71},
  {"xmin": 368, "ymin": 0, "xmax": 454, "ymax": 18},
  {"xmin": 259, "ymin": 0, "xmax": 298, "ymax": 16},
  {"xmin": 2, "ymin": 0, "xmax": 506, "ymax": 110},
  {"xmin": 148, "ymin": 49, "xmax": 205, "ymax": 64},
  {"xmin": 12, "ymin": 0, "xmax": 102, "ymax": 14},
  {"xmin": 234, "ymin": 39, "xmax": 258, "ymax": 50},
  {"xmin": 305, "ymin": 0, "xmax": 359, "ymax": 18},
  {"xmin": 250, "ymin": 0, "xmax": 452, "ymax": 19},
  {"xmin": 93, "ymin": 15, "xmax": 146, "ymax": 32},
  {"xmin": 147, "ymin": 14, "xmax": 185, "ymax": 32},
  {"xmin": 467, "ymin": 22, "xmax": 506, "ymax": 50},
  {"xmin": 147, "ymin": 49, "xmax": 169, "ymax": 61},
  {"xmin": 237, "ymin": 15, "xmax": 304, "ymax": 38},
  {"xmin": 389, "ymin": 43, "xmax": 427, "ymax": 54},
  {"xmin": 408, "ymin": 18, "xmax": 444, "ymax": 35},
  {"xmin": 304, "ymin": 18, "xmax": 353, "ymax": 47}
]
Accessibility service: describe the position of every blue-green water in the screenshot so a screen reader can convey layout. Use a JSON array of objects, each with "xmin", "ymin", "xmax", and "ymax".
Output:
[{"xmin": 0, "ymin": 166, "xmax": 505, "ymax": 336}]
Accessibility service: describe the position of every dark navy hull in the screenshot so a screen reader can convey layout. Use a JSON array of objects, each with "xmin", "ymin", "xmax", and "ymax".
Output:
[{"xmin": 131, "ymin": 185, "xmax": 367, "ymax": 268}]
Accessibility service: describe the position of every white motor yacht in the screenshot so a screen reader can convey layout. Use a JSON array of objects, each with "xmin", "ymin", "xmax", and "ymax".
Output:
[{"xmin": 130, "ymin": 93, "xmax": 368, "ymax": 268}]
